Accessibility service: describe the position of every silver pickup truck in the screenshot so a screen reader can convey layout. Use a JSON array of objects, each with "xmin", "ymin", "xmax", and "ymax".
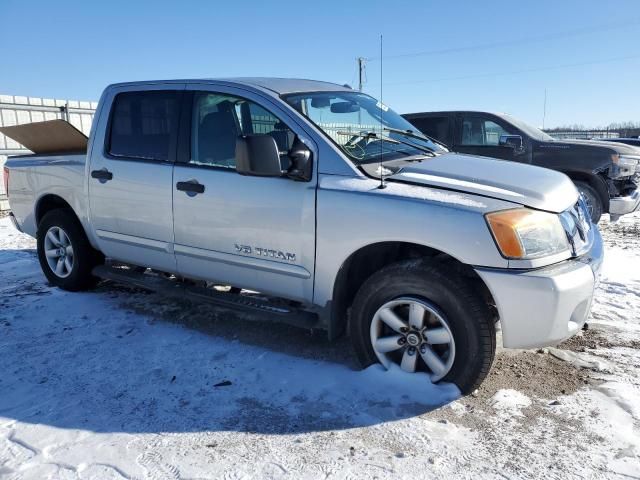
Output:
[{"xmin": 3, "ymin": 78, "xmax": 603, "ymax": 393}]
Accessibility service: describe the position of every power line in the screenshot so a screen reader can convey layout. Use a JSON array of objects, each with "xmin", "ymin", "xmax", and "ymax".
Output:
[
  {"xmin": 367, "ymin": 53, "xmax": 640, "ymax": 86},
  {"xmin": 367, "ymin": 18, "xmax": 640, "ymax": 61}
]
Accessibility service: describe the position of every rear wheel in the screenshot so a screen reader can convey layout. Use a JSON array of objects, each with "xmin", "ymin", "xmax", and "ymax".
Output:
[
  {"xmin": 575, "ymin": 181, "xmax": 603, "ymax": 224},
  {"xmin": 349, "ymin": 259, "xmax": 496, "ymax": 394},
  {"xmin": 37, "ymin": 209, "xmax": 103, "ymax": 291}
]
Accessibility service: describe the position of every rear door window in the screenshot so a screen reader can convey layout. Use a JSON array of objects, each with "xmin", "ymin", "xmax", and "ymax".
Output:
[
  {"xmin": 108, "ymin": 91, "xmax": 180, "ymax": 161},
  {"xmin": 409, "ymin": 116, "xmax": 450, "ymax": 144}
]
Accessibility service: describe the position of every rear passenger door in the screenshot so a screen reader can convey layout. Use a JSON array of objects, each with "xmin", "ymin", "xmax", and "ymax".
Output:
[
  {"xmin": 171, "ymin": 85, "xmax": 317, "ymax": 303},
  {"xmin": 88, "ymin": 85, "xmax": 183, "ymax": 272},
  {"xmin": 406, "ymin": 115, "xmax": 453, "ymax": 146},
  {"xmin": 454, "ymin": 113, "xmax": 521, "ymax": 161}
]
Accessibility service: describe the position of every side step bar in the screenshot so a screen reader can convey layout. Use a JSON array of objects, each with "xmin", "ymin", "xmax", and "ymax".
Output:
[{"xmin": 92, "ymin": 264, "xmax": 320, "ymax": 329}]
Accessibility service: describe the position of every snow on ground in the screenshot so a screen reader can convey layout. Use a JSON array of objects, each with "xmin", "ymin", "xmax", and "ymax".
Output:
[{"xmin": 0, "ymin": 212, "xmax": 639, "ymax": 479}]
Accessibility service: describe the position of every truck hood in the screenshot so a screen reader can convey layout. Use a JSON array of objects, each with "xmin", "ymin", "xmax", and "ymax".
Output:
[
  {"xmin": 388, "ymin": 152, "xmax": 578, "ymax": 213},
  {"xmin": 552, "ymin": 138, "xmax": 640, "ymax": 156}
]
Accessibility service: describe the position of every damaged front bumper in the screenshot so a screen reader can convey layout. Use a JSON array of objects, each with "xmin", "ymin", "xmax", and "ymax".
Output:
[
  {"xmin": 474, "ymin": 227, "xmax": 604, "ymax": 349},
  {"xmin": 609, "ymin": 188, "xmax": 640, "ymax": 217}
]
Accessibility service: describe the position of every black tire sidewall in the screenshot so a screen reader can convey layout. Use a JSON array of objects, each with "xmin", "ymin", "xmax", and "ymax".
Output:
[
  {"xmin": 37, "ymin": 209, "xmax": 99, "ymax": 291},
  {"xmin": 575, "ymin": 181, "xmax": 603, "ymax": 224},
  {"xmin": 350, "ymin": 260, "xmax": 495, "ymax": 394}
]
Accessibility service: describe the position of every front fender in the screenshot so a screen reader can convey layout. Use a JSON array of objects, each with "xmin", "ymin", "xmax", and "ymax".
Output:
[{"xmin": 313, "ymin": 174, "xmax": 516, "ymax": 310}]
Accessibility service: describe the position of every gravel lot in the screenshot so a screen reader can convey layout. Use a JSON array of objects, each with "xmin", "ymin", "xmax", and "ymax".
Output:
[{"xmin": 0, "ymin": 212, "xmax": 638, "ymax": 479}]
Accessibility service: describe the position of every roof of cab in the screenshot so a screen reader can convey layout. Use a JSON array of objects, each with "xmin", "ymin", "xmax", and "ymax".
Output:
[
  {"xmin": 219, "ymin": 77, "xmax": 353, "ymax": 95},
  {"xmin": 107, "ymin": 77, "xmax": 353, "ymax": 95}
]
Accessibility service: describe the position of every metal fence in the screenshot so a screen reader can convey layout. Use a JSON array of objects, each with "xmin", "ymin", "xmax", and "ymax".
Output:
[
  {"xmin": 0, "ymin": 94, "xmax": 97, "ymax": 207},
  {"xmin": 317, "ymin": 122, "xmax": 379, "ymax": 144},
  {"xmin": 544, "ymin": 130, "xmax": 621, "ymax": 140}
]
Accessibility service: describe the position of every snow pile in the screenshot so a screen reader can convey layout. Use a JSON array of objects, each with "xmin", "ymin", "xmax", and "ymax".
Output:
[
  {"xmin": 546, "ymin": 347, "xmax": 612, "ymax": 371},
  {"xmin": 0, "ymin": 216, "xmax": 461, "ymax": 479},
  {"xmin": 489, "ymin": 389, "xmax": 531, "ymax": 417}
]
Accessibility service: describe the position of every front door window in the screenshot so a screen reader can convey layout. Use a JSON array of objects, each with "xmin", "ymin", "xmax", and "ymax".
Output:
[
  {"xmin": 460, "ymin": 118, "xmax": 510, "ymax": 146},
  {"xmin": 190, "ymin": 93, "xmax": 295, "ymax": 170}
]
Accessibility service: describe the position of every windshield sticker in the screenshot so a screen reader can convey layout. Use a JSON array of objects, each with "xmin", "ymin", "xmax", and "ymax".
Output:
[{"xmin": 376, "ymin": 101, "xmax": 389, "ymax": 112}]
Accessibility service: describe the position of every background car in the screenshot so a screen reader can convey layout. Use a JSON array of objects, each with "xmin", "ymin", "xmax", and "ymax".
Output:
[{"xmin": 403, "ymin": 110, "xmax": 640, "ymax": 223}]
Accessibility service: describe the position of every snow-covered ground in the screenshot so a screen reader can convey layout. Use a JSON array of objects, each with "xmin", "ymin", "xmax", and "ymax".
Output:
[{"xmin": 0, "ymin": 213, "xmax": 639, "ymax": 479}]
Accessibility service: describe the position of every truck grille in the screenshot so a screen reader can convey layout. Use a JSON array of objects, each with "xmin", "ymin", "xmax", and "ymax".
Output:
[{"xmin": 559, "ymin": 198, "xmax": 592, "ymax": 257}]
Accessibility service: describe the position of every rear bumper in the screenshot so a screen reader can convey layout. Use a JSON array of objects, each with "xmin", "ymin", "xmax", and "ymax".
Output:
[
  {"xmin": 609, "ymin": 189, "xmax": 640, "ymax": 216},
  {"xmin": 475, "ymin": 228, "xmax": 604, "ymax": 349}
]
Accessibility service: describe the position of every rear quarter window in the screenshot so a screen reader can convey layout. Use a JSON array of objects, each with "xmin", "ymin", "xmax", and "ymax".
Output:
[{"xmin": 108, "ymin": 91, "xmax": 180, "ymax": 161}]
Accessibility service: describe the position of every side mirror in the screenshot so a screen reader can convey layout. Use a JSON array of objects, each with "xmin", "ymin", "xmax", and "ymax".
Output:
[
  {"xmin": 287, "ymin": 137, "xmax": 313, "ymax": 182},
  {"xmin": 499, "ymin": 134, "xmax": 523, "ymax": 150},
  {"xmin": 236, "ymin": 135, "xmax": 283, "ymax": 177}
]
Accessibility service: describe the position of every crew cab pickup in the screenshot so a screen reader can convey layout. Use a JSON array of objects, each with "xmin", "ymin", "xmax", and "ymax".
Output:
[
  {"xmin": 403, "ymin": 110, "xmax": 640, "ymax": 223},
  {"xmin": 3, "ymin": 79, "xmax": 603, "ymax": 394}
]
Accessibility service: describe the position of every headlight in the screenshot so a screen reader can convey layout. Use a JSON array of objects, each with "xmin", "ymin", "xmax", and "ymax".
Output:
[
  {"xmin": 612, "ymin": 154, "xmax": 640, "ymax": 177},
  {"xmin": 485, "ymin": 209, "xmax": 570, "ymax": 259}
]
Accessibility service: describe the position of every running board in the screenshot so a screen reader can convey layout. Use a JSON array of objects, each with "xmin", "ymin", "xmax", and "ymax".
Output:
[{"xmin": 92, "ymin": 264, "xmax": 320, "ymax": 329}]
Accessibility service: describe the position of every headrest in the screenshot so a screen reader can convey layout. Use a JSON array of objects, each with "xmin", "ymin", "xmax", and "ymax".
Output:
[{"xmin": 201, "ymin": 110, "xmax": 237, "ymax": 132}]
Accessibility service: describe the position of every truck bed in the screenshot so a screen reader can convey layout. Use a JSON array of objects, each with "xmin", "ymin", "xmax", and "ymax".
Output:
[{"xmin": 5, "ymin": 153, "xmax": 87, "ymax": 238}]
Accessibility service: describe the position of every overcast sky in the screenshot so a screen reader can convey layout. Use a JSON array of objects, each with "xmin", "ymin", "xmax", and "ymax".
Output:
[{"xmin": 2, "ymin": 0, "xmax": 639, "ymax": 128}]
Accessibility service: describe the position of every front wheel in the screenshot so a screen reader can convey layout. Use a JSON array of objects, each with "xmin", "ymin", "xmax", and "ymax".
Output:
[
  {"xmin": 349, "ymin": 259, "xmax": 496, "ymax": 394},
  {"xmin": 37, "ymin": 209, "xmax": 103, "ymax": 291},
  {"xmin": 575, "ymin": 181, "xmax": 603, "ymax": 224}
]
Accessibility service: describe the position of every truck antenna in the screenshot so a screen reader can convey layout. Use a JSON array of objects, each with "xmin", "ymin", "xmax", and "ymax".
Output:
[{"xmin": 378, "ymin": 34, "xmax": 386, "ymax": 190}]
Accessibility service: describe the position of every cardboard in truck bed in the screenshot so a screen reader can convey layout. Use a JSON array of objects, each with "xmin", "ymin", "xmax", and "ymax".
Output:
[{"xmin": 0, "ymin": 119, "xmax": 88, "ymax": 155}]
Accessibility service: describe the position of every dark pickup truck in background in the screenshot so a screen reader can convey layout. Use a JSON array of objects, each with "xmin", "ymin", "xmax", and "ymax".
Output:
[
  {"xmin": 596, "ymin": 137, "xmax": 640, "ymax": 148},
  {"xmin": 403, "ymin": 111, "xmax": 640, "ymax": 223}
]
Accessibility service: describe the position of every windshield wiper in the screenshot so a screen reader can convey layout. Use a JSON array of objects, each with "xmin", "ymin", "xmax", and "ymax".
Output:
[
  {"xmin": 336, "ymin": 130, "xmax": 436, "ymax": 156},
  {"xmin": 382, "ymin": 127, "xmax": 448, "ymax": 151},
  {"xmin": 336, "ymin": 130, "xmax": 399, "ymax": 144}
]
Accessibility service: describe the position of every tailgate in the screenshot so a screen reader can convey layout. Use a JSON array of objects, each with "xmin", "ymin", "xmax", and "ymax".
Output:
[{"xmin": 0, "ymin": 119, "xmax": 88, "ymax": 155}]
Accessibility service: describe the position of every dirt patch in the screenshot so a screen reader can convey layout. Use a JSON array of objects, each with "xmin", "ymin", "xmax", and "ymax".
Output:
[
  {"xmin": 599, "ymin": 214, "xmax": 640, "ymax": 251},
  {"xmin": 558, "ymin": 327, "xmax": 611, "ymax": 351},
  {"xmin": 478, "ymin": 350, "xmax": 594, "ymax": 400},
  {"xmin": 423, "ymin": 343, "xmax": 613, "ymax": 476},
  {"xmin": 425, "ymin": 348, "xmax": 596, "ymax": 432},
  {"xmin": 0, "ymin": 210, "xmax": 9, "ymax": 219},
  {"xmin": 559, "ymin": 326, "xmax": 640, "ymax": 351}
]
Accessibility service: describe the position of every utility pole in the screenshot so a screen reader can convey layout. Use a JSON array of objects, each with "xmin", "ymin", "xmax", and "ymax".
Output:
[
  {"xmin": 357, "ymin": 57, "xmax": 366, "ymax": 91},
  {"xmin": 542, "ymin": 88, "xmax": 547, "ymax": 130}
]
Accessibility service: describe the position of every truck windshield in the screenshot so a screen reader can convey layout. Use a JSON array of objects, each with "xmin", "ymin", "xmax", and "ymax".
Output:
[
  {"xmin": 500, "ymin": 114, "xmax": 554, "ymax": 142},
  {"xmin": 284, "ymin": 91, "xmax": 447, "ymax": 164}
]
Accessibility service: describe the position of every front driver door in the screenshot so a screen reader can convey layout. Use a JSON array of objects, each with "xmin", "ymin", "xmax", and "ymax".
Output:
[
  {"xmin": 172, "ymin": 85, "xmax": 317, "ymax": 303},
  {"xmin": 454, "ymin": 114, "xmax": 523, "ymax": 162}
]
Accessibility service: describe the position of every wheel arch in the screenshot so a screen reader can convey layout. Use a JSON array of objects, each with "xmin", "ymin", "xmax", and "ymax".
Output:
[
  {"xmin": 35, "ymin": 193, "xmax": 102, "ymax": 250},
  {"xmin": 35, "ymin": 194, "xmax": 78, "ymax": 226},
  {"xmin": 562, "ymin": 171, "xmax": 610, "ymax": 212},
  {"xmin": 327, "ymin": 241, "xmax": 496, "ymax": 340}
]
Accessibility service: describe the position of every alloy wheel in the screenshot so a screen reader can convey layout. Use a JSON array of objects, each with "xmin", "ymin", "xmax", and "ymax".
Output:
[
  {"xmin": 370, "ymin": 297, "xmax": 456, "ymax": 382},
  {"xmin": 43, "ymin": 226, "xmax": 74, "ymax": 278}
]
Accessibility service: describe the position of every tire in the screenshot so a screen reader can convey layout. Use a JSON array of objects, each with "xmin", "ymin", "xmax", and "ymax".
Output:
[
  {"xmin": 349, "ymin": 259, "xmax": 496, "ymax": 394},
  {"xmin": 574, "ymin": 181, "xmax": 603, "ymax": 224},
  {"xmin": 37, "ymin": 209, "xmax": 103, "ymax": 291}
]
